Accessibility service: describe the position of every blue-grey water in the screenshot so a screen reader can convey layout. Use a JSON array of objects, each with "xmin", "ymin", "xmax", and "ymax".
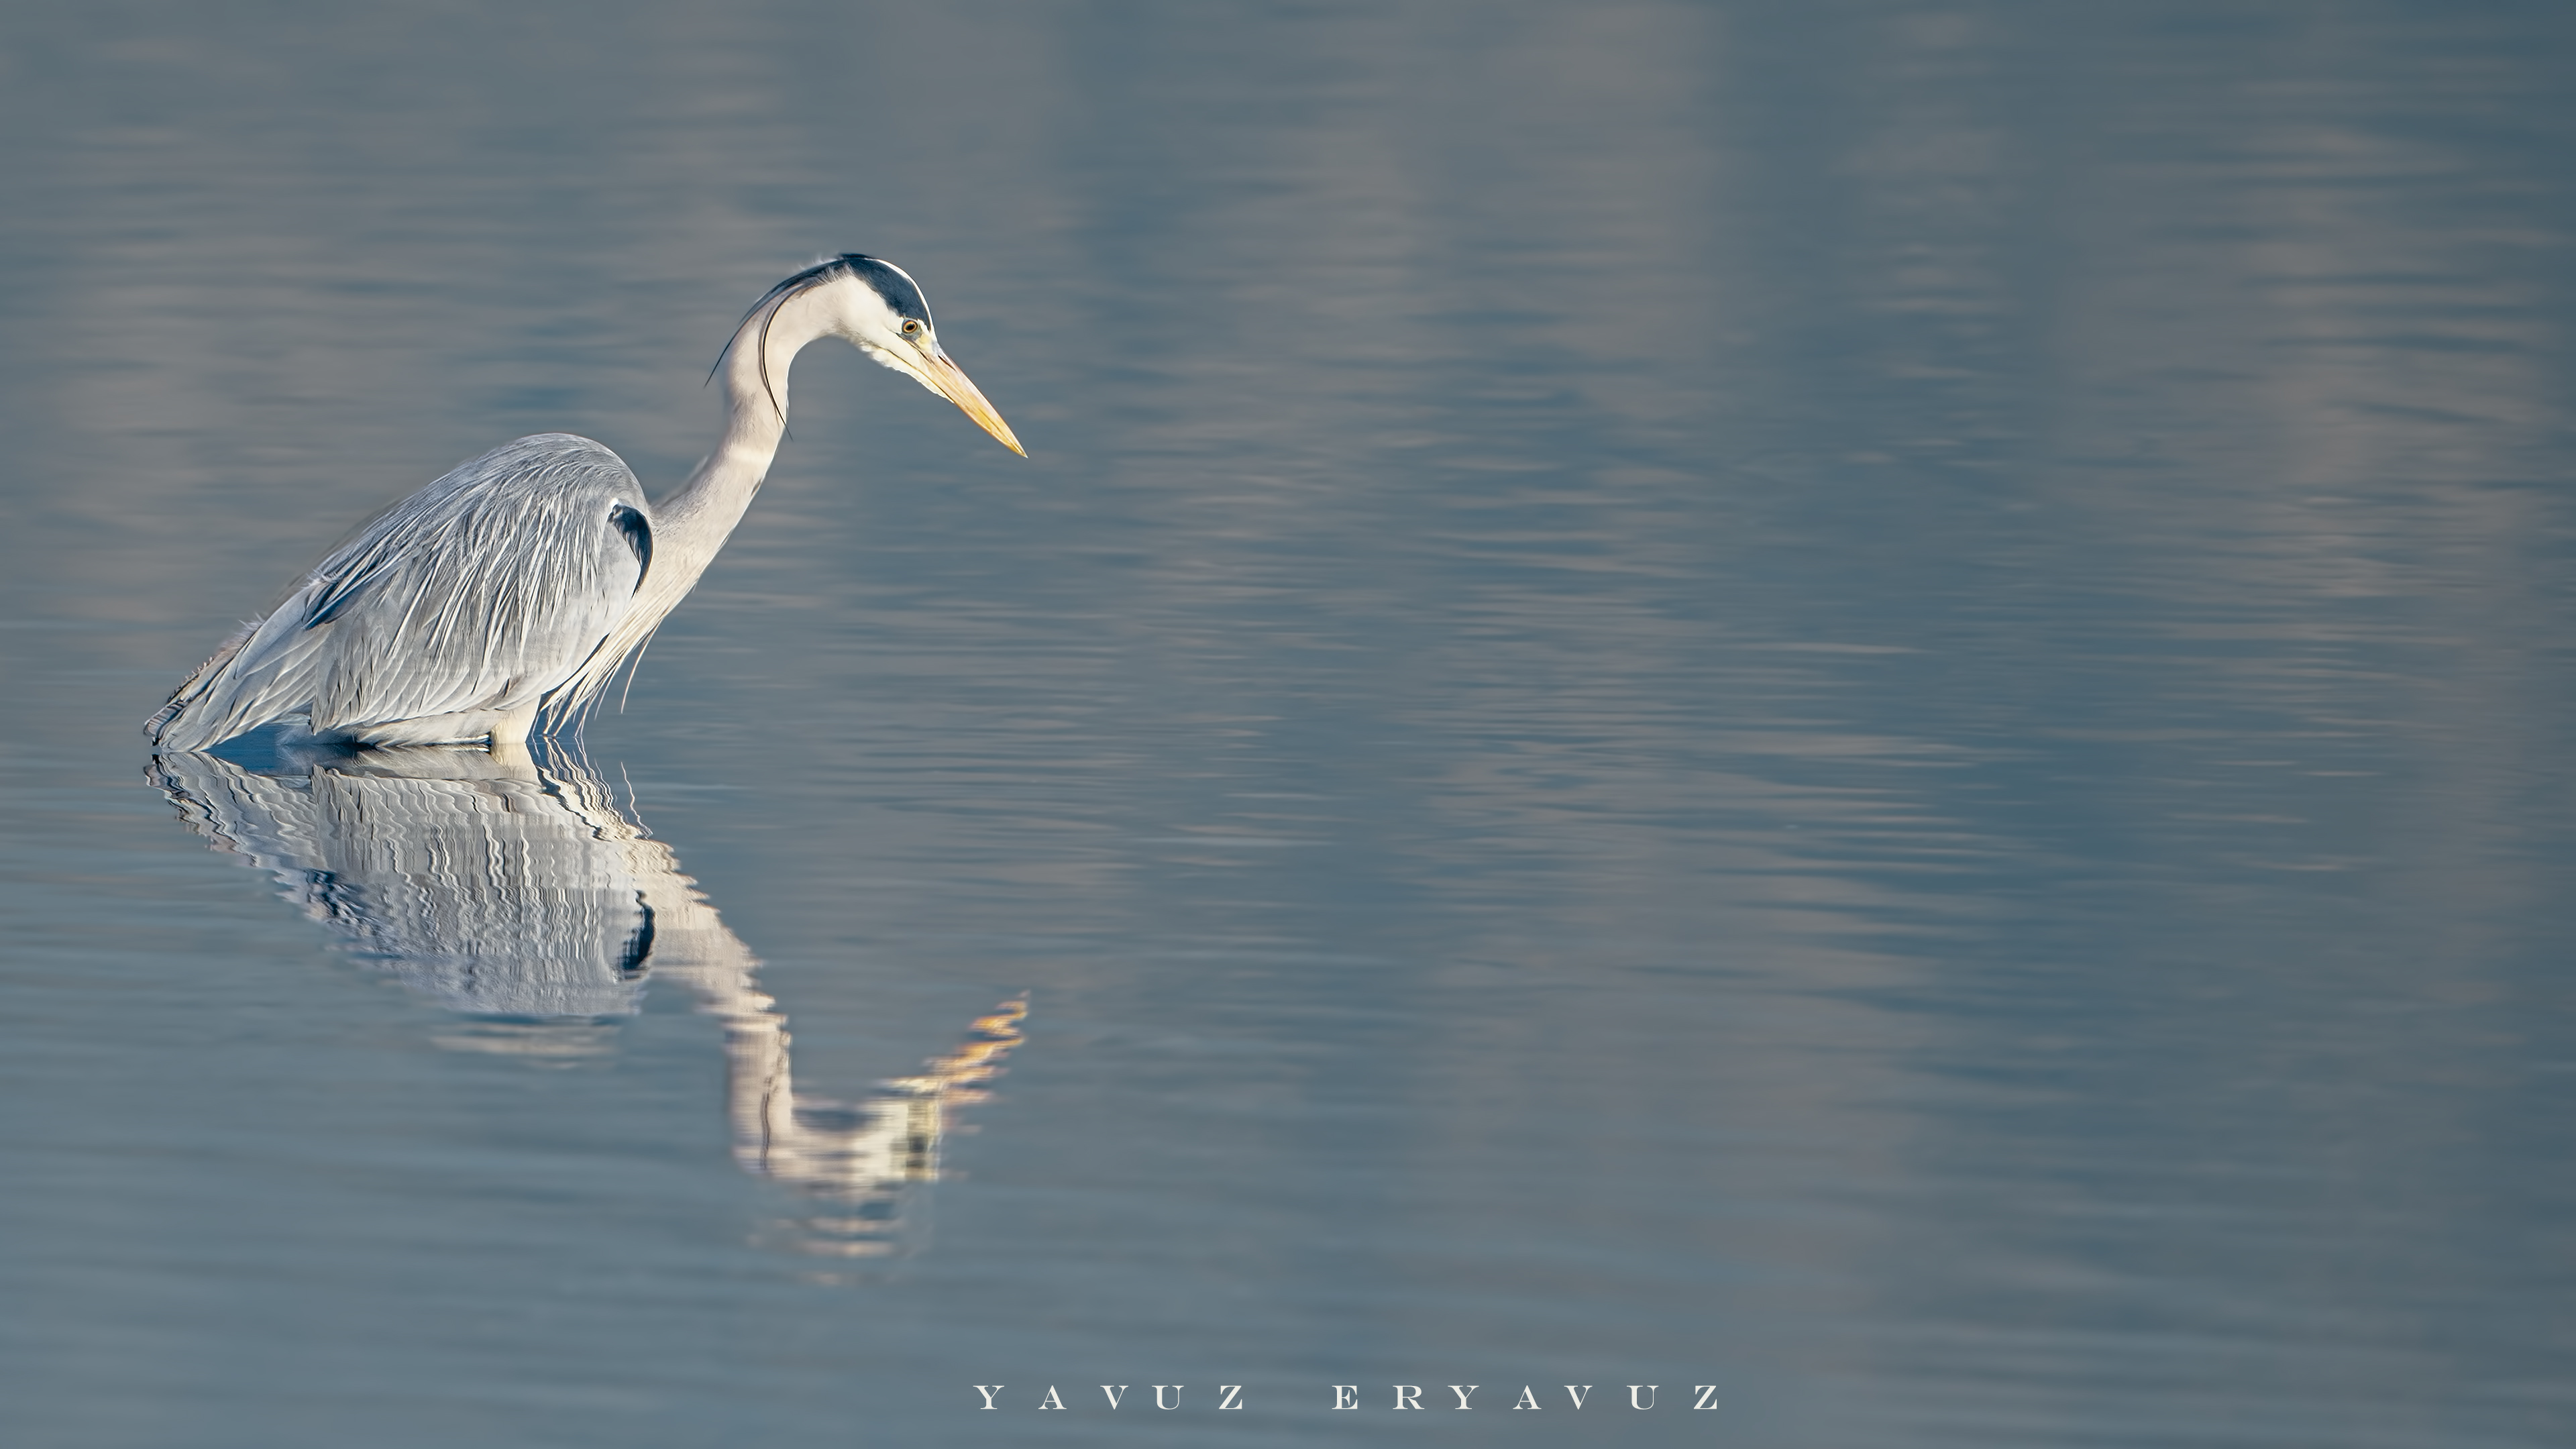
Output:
[{"xmin": 3, "ymin": 3, "xmax": 2573, "ymax": 1446}]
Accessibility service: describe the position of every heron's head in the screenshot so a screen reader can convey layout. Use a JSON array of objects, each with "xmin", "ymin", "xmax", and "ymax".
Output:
[{"xmin": 755, "ymin": 254, "xmax": 1025, "ymax": 455}]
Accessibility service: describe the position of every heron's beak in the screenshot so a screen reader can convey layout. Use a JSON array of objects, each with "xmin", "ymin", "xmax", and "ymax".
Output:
[{"xmin": 918, "ymin": 347, "xmax": 1026, "ymax": 457}]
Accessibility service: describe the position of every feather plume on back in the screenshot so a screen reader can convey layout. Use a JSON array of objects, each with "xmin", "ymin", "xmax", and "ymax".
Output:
[{"xmin": 149, "ymin": 434, "xmax": 652, "ymax": 751}]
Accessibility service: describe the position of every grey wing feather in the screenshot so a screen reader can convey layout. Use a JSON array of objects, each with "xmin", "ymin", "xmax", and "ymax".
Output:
[{"xmin": 150, "ymin": 435, "xmax": 653, "ymax": 751}]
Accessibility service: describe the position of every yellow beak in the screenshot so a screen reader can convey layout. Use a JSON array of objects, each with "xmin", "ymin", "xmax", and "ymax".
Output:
[{"xmin": 920, "ymin": 347, "xmax": 1026, "ymax": 457}]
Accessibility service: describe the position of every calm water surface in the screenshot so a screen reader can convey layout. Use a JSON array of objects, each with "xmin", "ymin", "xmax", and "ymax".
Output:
[{"xmin": 2, "ymin": 3, "xmax": 2572, "ymax": 1446}]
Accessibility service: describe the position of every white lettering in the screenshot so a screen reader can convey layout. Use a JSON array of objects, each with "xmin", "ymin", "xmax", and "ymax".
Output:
[
  {"xmin": 1037, "ymin": 1387, "xmax": 1065, "ymax": 1411},
  {"xmin": 1449, "ymin": 1385, "xmax": 1477, "ymax": 1409},
  {"xmin": 1629, "ymin": 1385, "xmax": 1658, "ymax": 1410},
  {"xmin": 1513, "ymin": 1386, "xmax": 1542, "ymax": 1410},
  {"xmin": 1695, "ymin": 1385, "xmax": 1719, "ymax": 1410},
  {"xmin": 1566, "ymin": 1385, "xmax": 1591, "ymax": 1409},
  {"xmin": 1102, "ymin": 1385, "xmax": 1126, "ymax": 1409},
  {"xmin": 1153, "ymin": 1385, "xmax": 1183, "ymax": 1410},
  {"xmin": 1333, "ymin": 1385, "xmax": 1358, "ymax": 1409},
  {"xmin": 973, "ymin": 1385, "xmax": 1004, "ymax": 1410},
  {"xmin": 1393, "ymin": 1385, "xmax": 1424, "ymax": 1410},
  {"xmin": 1218, "ymin": 1385, "xmax": 1244, "ymax": 1411}
]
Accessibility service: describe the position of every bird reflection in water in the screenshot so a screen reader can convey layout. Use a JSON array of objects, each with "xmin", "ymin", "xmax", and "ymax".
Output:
[{"xmin": 151, "ymin": 739, "xmax": 1022, "ymax": 1259}]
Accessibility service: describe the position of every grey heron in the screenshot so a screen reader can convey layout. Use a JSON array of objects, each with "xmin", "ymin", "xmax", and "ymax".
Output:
[{"xmin": 148, "ymin": 255, "xmax": 1022, "ymax": 753}]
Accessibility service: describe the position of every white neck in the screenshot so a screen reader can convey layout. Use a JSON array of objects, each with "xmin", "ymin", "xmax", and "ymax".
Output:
[
  {"xmin": 652, "ymin": 288, "xmax": 834, "ymax": 554},
  {"xmin": 535, "ymin": 278, "xmax": 886, "ymax": 725}
]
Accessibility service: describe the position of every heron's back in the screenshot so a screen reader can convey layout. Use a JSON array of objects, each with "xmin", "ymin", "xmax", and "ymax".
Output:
[{"xmin": 150, "ymin": 434, "xmax": 654, "ymax": 751}]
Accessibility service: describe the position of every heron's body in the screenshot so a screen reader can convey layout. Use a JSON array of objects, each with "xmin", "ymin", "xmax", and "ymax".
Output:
[{"xmin": 149, "ymin": 256, "xmax": 1020, "ymax": 754}]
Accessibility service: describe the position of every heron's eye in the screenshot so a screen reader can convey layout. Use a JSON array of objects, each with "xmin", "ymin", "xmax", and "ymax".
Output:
[{"xmin": 900, "ymin": 318, "xmax": 923, "ymax": 337}]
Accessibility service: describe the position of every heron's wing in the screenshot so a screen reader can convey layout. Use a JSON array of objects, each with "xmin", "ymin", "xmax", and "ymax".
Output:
[{"xmin": 150, "ymin": 435, "xmax": 653, "ymax": 751}]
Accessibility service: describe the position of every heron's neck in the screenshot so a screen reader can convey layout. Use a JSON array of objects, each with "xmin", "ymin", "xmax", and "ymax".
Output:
[{"xmin": 652, "ymin": 295, "xmax": 830, "ymax": 557}]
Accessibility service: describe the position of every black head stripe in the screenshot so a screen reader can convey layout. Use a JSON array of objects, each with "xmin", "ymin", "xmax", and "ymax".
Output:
[
  {"xmin": 724, "ymin": 253, "xmax": 937, "ymax": 421},
  {"xmin": 841, "ymin": 254, "xmax": 932, "ymax": 327},
  {"xmin": 738, "ymin": 253, "xmax": 931, "ymax": 328}
]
